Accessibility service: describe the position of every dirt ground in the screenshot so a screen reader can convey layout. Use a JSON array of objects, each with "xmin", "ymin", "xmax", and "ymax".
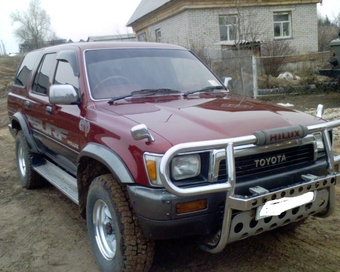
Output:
[{"xmin": 1, "ymin": 55, "xmax": 340, "ymax": 271}]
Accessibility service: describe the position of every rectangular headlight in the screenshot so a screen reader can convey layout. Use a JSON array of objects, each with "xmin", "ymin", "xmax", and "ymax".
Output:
[{"xmin": 171, "ymin": 154, "xmax": 201, "ymax": 181}]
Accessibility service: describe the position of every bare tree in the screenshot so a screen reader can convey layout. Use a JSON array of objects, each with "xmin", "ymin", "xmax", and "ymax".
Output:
[
  {"xmin": 260, "ymin": 40, "xmax": 296, "ymax": 77},
  {"xmin": 189, "ymin": 41, "xmax": 211, "ymax": 67},
  {"xmin": 334, "ymin": 12, "xmax": 340, "ymax": 28},
  {"xmin": 318, "ymin": 13, "xmax": 339, "ymax": 52},
  {"xmin": 10, "ymin": 0, "xmax": 55, "ymax": 51},
  {"xmin": 318, "ymin": 25, "xmax": 338, "ymax": 51},
  {"xmin": 261, "ymin": 40, "xmax": 296, "ymax": 57},
  {"xmin": 233, "ymin": 1, "xmax": 266, "ymax": 53},
  {"xmin": 220, "ymin": 1, "xmax": 267, "ymax": 95}
]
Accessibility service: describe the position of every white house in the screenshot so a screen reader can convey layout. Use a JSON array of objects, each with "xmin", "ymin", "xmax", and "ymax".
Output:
[{"xmin": 127, "ymin": 0, "xmax": 321, "ymax": 60}]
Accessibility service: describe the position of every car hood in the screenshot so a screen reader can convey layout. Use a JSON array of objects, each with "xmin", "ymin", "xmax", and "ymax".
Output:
[{"xmin": 99, "ymin": 94, "xmax": 324, "ymax": 145}]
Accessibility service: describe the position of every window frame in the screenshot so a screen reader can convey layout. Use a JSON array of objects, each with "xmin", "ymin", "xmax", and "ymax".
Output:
[
  {"xmin": 14, "ymin": 50, "xmax": 42, "ymax": 87},
  {"xmin": 219, "ymin": 15, "xmax": 237, "ymax": 42},
  {"xmin": 155, "ymin": 29, "xmax": 161, "ymax": 43},
  {"xmin": 53, "ymin": 60, "xmax": 80, "ymax": 91},
  {"xmin": 273, "ymin": 12, "xmax": 292, "ymax": 39},
  {"xmin": 32, "ymin": 53, "xmax": 56, "ymax": 95}
]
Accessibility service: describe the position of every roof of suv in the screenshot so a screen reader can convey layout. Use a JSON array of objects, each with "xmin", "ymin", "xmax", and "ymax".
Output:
[{"xmin": 39, "ymin": 42, "xmax": 187, "ymax": 52}]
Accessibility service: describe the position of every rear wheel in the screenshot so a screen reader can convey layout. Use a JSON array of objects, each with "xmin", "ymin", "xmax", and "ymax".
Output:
[
  {"xmin": 86, "ymin": 174, "xmax": 154, "ymax": 272},
  {"xmin": 15, "ymin": 130, "xmax": 43, "ymax": 188}
]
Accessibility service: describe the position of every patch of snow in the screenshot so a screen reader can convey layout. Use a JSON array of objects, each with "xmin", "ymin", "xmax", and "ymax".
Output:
[
  {"xmin": 277, "ymin": 103, "xmax": 294, "ymax": 107},
  {"xmin": 277, "ymin": 72, "xmax": 300, "ymax": 80}
]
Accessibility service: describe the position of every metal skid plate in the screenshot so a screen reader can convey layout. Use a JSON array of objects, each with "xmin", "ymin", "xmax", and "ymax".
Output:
[{"xmin": 227, "ymin": 189, "xmax": 329, "ymax": 244}]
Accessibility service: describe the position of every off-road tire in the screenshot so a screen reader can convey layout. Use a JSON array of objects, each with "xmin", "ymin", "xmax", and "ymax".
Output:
[
  {"xmin": 86, "ymin": 174, "xmax": 154, "ymax": 272},
  {"xmin": 15, "ymin": 130, "xmax": 44, "ymax": 189}
]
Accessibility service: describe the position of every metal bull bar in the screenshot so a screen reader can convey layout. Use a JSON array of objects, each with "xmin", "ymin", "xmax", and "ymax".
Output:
[{"xmin": 159, "ymin": 120, "xmax": 340, "ymax": 253}]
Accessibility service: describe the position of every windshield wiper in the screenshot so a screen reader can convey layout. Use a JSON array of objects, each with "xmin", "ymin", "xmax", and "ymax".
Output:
[
  {"xmin": 108, "ymin": 94, "xmax": 134, "ymax": 103},
  {"xmin": 131, "ymin": 88, "xmax": 180, "ymax": 95},
  {"xmin": 108, "ymin": 89, "xmax": 180, "ymax": 104},
  {"xmin": 183, "ymin": 85, "xmax": 226, "ymax": 97}
]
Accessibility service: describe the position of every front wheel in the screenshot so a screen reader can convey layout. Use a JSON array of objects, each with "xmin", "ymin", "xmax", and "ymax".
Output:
[{"xmin": 86, "ymin": 174, "xmax": 154, "ymax": 272}]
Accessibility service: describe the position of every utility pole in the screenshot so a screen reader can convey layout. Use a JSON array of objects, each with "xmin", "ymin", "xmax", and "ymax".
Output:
[{"xmin": 0, "ymin": 40, "xmax": 6, "ymax": 56}]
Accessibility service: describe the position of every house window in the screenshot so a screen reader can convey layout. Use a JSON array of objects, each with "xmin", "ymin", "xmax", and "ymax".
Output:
[
  {"xmin": 155, "ymin": 29, "xmax": 161, "ymax": 42},
  {"xmin": 273, "ymin": 12, "xmax": 291, "ymax": 38},
  {"xmin": 219, "ymin": 16, "xmax": 237, "ymax": 41},
  {"xmin": 138, "ymin": 32, "xmax": 147, "ymax": 42}
]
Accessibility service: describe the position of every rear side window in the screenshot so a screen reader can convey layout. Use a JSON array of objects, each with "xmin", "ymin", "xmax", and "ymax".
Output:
[
  {"xmin": 32, "ymin": 53, "xmax": 56, "ymax": 95},
  {"xmin": 14, "ymin": 50, "xmax": 41, "ymax": 87}
]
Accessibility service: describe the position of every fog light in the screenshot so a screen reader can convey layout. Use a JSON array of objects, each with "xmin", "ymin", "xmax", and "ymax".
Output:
[{"xmin": 176, "ymin": 199, "xmax": 207, "ymax": 214}]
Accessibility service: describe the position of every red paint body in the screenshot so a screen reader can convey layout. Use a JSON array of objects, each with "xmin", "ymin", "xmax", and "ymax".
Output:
[{"xmin": 7, "ymin": 42, "xmax": 325, "ymax": 188}]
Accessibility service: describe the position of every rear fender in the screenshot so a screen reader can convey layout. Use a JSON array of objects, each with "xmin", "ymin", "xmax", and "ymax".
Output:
[{"xmin": 9, "ymin": 112, "xmax": 39, "ymax": 153}]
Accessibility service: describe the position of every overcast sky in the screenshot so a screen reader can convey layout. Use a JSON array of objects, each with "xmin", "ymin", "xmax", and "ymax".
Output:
[
  {"xmin": 0, "ymin": 0, "xmax": 142, "ymax": 53},
  {"xmin": 0, "ymin": 0, "xmax": 339, "ymax": 54}
]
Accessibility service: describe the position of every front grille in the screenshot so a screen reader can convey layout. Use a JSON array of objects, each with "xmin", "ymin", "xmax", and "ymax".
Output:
[{"xmin": 218, "ymin": 144, "xmax": 315, "ymax": 181}]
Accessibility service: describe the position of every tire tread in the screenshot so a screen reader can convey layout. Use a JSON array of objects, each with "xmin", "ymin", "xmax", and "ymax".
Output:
[{"xmin": 95, "ymin": 174, "xmax": 154, "ymax": 272}]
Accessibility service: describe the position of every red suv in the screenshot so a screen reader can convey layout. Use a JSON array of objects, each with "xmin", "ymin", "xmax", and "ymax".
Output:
[{"xmin": 7, "ymin": 42, "xmax": 340, "ymax": 271}]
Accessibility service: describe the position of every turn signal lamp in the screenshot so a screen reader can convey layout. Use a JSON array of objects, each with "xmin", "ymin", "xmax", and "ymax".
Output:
[
  {"xmin": 144, "ymin": 154, "xmax": 163, "ymax": 186},
  {"xmin": 146, "ymin": 160, "xmax": 157, "ymax": 180},
  {"xmin": 176, "ymin": 199, "xmax": 207, "ymax": 214}
]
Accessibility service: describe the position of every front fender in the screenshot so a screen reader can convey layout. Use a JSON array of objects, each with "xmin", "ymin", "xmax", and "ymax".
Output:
[{"xmin": 78, "ymin": 143, "xmax": 135, "ymax": 184}]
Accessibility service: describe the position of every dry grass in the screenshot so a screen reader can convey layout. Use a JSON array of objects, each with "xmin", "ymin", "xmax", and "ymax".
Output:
[{"xmin": 0, "ymin": 54, "xmax": 23, "ymax": 95}]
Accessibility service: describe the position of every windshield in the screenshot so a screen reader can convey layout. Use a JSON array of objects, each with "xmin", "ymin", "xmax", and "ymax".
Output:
[{"xmin": 85, "ymin": 48, "xmax": 223, "ymax": 100}]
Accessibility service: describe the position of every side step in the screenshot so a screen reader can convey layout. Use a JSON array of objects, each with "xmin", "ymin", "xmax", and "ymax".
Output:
[{"xmin": 33, "ymin": 157, "xmax": 79, "ymax": 205}]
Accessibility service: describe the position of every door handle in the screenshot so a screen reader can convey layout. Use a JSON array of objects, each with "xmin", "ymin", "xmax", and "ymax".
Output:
[
  {"xmin": 24, "ymin": 101, "xmax": 30, "ymax": 108},
  {"xmin": 46, "ymin": 106, "xmax": 52, "ymax": 115}
]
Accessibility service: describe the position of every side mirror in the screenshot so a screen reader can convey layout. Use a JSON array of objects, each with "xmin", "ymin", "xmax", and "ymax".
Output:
[
  {"xmin": 49, "ymin": 84, "xmax": 79, "ymax": 104},
  {"xmin": 131, "ymin": 124, "xmax": 155, "ymax": 142},
  {"xmin": 316, "ymin": 104, "xmax": 324, "ymax": 118},
  {"xmin": 222, "ymin": 77, "xmax": 233, "ymax": 91}
]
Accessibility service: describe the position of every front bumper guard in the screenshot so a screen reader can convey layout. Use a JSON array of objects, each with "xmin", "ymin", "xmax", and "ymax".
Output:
[{"xmin": 159, "ymin": 120, "xmax": 340, "ymax": 253}]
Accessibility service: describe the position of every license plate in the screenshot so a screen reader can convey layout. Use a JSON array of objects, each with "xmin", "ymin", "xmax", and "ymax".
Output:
[{"xmin": 256, "ymin": 191, "xmax": 315, "ymax": 220}]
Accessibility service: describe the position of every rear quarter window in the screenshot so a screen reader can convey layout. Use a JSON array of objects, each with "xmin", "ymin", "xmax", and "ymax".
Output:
[{"xmin": 14, "ymin": 50, "xmax": 41, "ymax": 87}]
